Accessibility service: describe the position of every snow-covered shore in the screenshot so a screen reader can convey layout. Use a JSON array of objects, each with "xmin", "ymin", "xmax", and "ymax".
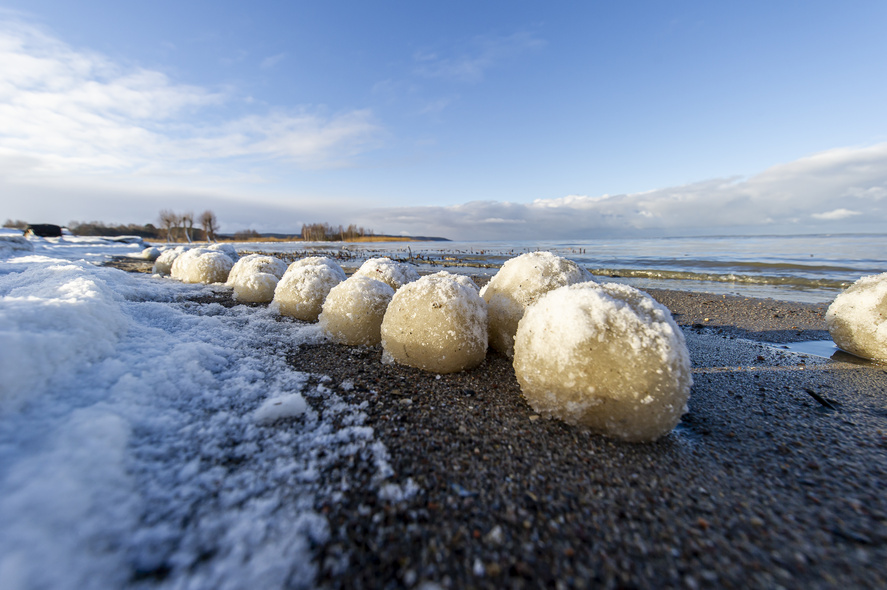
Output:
[{"xmin": 0, "ymin": 236, "xmax": 406, "ymax": 589}]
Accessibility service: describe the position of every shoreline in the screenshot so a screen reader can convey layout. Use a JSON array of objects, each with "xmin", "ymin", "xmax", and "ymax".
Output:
[{"xmin": 105, "ymin": 257, "xmax": 887, "ymax": 587}]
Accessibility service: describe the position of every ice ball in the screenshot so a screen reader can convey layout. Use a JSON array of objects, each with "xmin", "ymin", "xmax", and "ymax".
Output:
[
  {"xmin": 170, "ymin": 249, "xmax": 235, "ymax": 284},
  {"xmin": 152, "ymin": 247, "xmax": 185, "ymax": 275},
  {"xmin": 826, "ymin": 272, "xmax": 887, "ymax": 360},
  {"xmin": 207, "ymin": 242, "xmax": 239, "ymax": 261},
  {"xmin": 285, "ymin": 256, "xmax": 346, "ymax": 276},
  {"xmin": 227, "ymin": 254, "xmax": 288, "ymax": 303},
  {"xmin": 272, "ymin": 260, "xmax": 346, "ymax": 321},
  {"xmin": 482, "ymin": 251, "xmax": 593, "ymax": 358},
  {"xmin": 354, "ymin": 257, "xmax": 420, "ymax": 290},
  {"xmin": 513, "ymin": 282, "xmax": 692, "ymax": 442},
  {"xmin": 381, "ymin": 272, "xmax": 487, "ymax": 373},
  {"xmin": 319, "ymin": 275, "xmax": 395, "ymax": 345}
]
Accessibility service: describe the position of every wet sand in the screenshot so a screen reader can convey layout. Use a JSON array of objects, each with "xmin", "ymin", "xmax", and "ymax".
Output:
[
  {"xmin": 106, "ymin": 258, "xmax": 886, "ymax": 588},
  {"xmin": 294, "ymin": 290, "xmax": 885, "ymax": 590}
]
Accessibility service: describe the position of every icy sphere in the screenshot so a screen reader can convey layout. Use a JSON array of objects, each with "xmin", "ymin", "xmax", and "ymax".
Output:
[
  {"xmin": 354, "ymin": 257, "xmax": 420, "ymax": 290},
  {"xmin": 482, "ymin": 251, "xmax": 593, "ymax": 358},
  {"xmin": 227, "ymin": 254, "xmax": 288, "ymax": 303},
  {"xmin": 381, "ymin": 272, "xmax": 487, "ymax": 374},
  {"xmin": 152, "ymin": 247, "xmax": 185, "ymax": 275},
  {"xmin": 272, "ymin": 260, "xmax": 346, "ymax": 321},
  {"xmin": 170, "ymin": 249, "xmax": 235, "ymax": 284},
  {"xmin": 826, "ymin": 273, "xmax": 887, "ymax": 360},
  {"xmin": 286, "ymin": 256, "xmax": 345, "ymax": 274},
  {"xmin": 319, "ymin": 275, "xmax": 395, "ymax": 346},
  {"xmin": 513, "ymin": 282, "xmax": 692, "ymax": 442},
  {"xmin": 207, "ymin": 242, "xmax": 239, "ymax": 261}
]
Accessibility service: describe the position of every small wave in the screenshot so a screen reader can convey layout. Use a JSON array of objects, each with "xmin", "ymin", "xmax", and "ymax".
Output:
[{"xmin": 589, "ymin": 268, "xmax": 851, "ymax": 291}]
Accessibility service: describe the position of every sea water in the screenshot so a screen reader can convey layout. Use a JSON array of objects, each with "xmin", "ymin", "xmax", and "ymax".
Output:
[{"xmin": 231, "ymin": 233, "xmax": 887, "ymax": 304}]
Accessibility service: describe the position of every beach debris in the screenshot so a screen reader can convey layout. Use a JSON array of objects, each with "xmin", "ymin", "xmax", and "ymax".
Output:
[
  {"xmin": 272, "ymin": 257, "xmax": 347, "ymax": 321},
  {"xmin": 826, "ymin": 272, "xmax": 887, "ymax": 360},
  {"xmin": 319, "ymin": 275, "xmax": 395, "ymax": 345},
  {"xmin": 170, "ymin": 248, "xmax": 235, "ymax": 284},
  {"xmin": 803, "ymin": 388, "xmax": 839, "ymax": 411},
  {"xmin": 151, "ymin": 246, "xmax": 186, "ymax": 275},
  {"xmin": 226, "ymin": 254, "xmax": 288, "ymax": 303},
  {"xmin": 480, "ymin": 251, "xmax": 593, "ymax": 358},
  {"xmin": 381, "ymin": 272, "xmax": 487, "ymax": 373},
  {"xmin": 353, "ymin": 257, "xmax": 420, "ymax": 290},
  {"xmin": 512, "ymin": 282, "xmax": 692, "ymax": 442}
]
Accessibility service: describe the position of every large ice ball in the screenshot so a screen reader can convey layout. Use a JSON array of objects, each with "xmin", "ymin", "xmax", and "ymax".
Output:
[
  {"xmin": 152, "ymin": 247, "xmax": 185, "ymax": 275},
  {"xmin": 354, "ymin": 257, "xmax": 420, "ymax": 290},
  {"xmin": 170, "ymin": 249, "xmax": 234, "ymax": 284},
  {"xmin": 227, "ymin": 254, "xmax": 288, "ymax": 303},
  {"xmin": 272, "ymin": 258, "xmax": 346, "ymax": 321},
  {"xmin": 513, "ymin": 282, "xmax": 692, "ymax": 442},
  {"xmin": 381, "ymin": 272, "xmax": 487, "ymax": 373},
  {"xmin": 481, "ymin": 251, "xmax": 593, "ymax": 358},
  {"xmin": 826, "ymin": 273, "xmax": 887, "ymax": 360},
  {"xmin": 319, "ymin": 275, "xmax": 395, "ymax": 346}
]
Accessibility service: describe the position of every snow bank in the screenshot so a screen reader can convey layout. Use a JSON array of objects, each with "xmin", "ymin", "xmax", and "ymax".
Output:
[
  {"xmin": 0, "ymin": 252, "xmax": 406, "ymax": 589},
  {"xmin": 319, "ymin": 275, "xmax": 395, "ymax": 346},
  {"xmin": 0, "ymin": 234, "xmax": 34, "ymax": 258},
  {"xmin": 481, "ymin": 251, "xmax": 593, "ymax": 358},
  {"xmin": 353, "ymin": 257, "xmax": 420, "ymax": 290},
  {"xmin": 826, "ymin": 272, "xmax": 887, "ymax": 360},
  {"xmin": 513, "ymin": 282, "xmax": 691, "ymax": 442},
  {"xmin": 381, "ymin": 272, "xmax": 487, "ymax": 373},
  {"xmin": 227, "ymin": 254, "xmax": 288, "ymax": 303},
  {"xmin": 273, "ymin": 258, "xmax": 346, "ymax": 321}
]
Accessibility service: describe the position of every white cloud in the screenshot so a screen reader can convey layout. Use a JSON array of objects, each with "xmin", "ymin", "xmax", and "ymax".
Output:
[
  {"xmin": 0, "ymin": 18, "xmax": 383, "ymax": 179},
  {"xmin": 413, "ymin": 31, "xmax": 545, "ymax": 83},
  {"xmin": 260, "ymin": 53, "xmax": 286, "ymax": 70},
  {"xmin": 811, "ymin": 208, "xmax": 860, "ymax": 221},
  {"xmin": 359, "ymin": 143, "xmax": 887, "ymax": 239}
]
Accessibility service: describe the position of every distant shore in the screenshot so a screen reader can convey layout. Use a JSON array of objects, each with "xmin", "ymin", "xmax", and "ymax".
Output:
[{"xmin": 105, "ymin": 256, "xmax": 887, "ymax": 588}]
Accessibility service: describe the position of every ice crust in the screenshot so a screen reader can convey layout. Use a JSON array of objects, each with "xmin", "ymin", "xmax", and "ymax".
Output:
[
  {"xmin": 227, "ymin": 254, "xmax": 288, "ymax": 303},
  {"xmin": 170, "ymin": 249, "xmax": 235, "ymax": 284},
  {"xmin": 482, "ymin": 251, "xmax": 593, "ymax": 358},
  {"xmin": 513, "ymin": 282, "xmax": 692, "ymax": 442},
  {"xmin": 826, "ymin": 272, "xmax": 887, "ymax": 360},
  {"xmin": 353, "ymin": 257, "xmax": 420, "ymax": 290},
  {"xmin": 319, "ymin": 275, "xmax": 395, "ymax": 346},
  {"xmin": 381, "ymin": 272, "xmax": 487, "ymax": 374},
  {"xmin": 273, "ymin": 258, "xmax": 347, "ymax": 321}
]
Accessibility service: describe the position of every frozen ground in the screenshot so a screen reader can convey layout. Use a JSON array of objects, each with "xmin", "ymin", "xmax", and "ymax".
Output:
[{"xmin": 0, "ymin": 236, "xmax": 406, "ymax": 589}]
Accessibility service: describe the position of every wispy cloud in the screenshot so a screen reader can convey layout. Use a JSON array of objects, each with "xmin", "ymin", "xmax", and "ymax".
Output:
[
  {"xmin": 359, "ymin": 143, "xmax": 887, "ymax": 239},
  {"xmin": 413, "ymin": 31, "xmax": 545, "ymax": 83},
  {"xmin": 260, "ymin": 52, "xmax": 286, "ymax": 70},
  {"xmin": 0, "ymin": 18, "xmax": 383, "ymax": 179}
]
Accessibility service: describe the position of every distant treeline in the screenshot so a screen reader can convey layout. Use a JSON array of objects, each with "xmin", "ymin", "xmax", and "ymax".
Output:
[{"xmin": 301, "ymin": 223, "xmax": 374, "ymax": 241}]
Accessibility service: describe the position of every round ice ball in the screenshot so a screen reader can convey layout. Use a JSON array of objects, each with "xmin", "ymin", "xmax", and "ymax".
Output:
[
  {"xmin": 286, "ymin": 256, "xmax": 346, "ymax": 277},
  {"xmin": 227, "ymin": 254, "xmax": 288, "ymax": 303},
  {"xmin": 482, "ymin": 251, "xmax": 593, "ymax": 358},
  {"xmin": 381, "ymin": 271, "xmax": 487, "ymax": 374},
  {"xmin": 513, "ymin": 282, "xmax": 692, "ymax": 442},
  {"xmin": 272, "ymin": 261, "xmax": 346, "ymax": 321},
  {"xmin": 319, "ymin": 275, "xmax": 395, "ymax": 346},
  {"xmin": 354, "ymin": 257, "xmax": 420, "ymax": 290},
  {"xmin": 152, "ymin": 247, "xmax": 185, "ymax": 275},
  {"xmin": 207, "ymin": 242, "xmax": 239, "ymax": 261},
  {"xmin": 826, "ymin": 273, "xmax": 887, "ymax": 360},
  {"xmin": 171, "ymin": 249, "xmax": 235, "ymax": 284}
]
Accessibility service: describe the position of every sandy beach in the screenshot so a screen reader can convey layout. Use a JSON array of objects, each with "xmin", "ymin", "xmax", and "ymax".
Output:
[{"xmin": 108, "ymin": 259, "xmax": 887, "ymax": 588}]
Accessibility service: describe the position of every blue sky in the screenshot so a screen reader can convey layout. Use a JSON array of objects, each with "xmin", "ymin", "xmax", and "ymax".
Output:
[{"xmin": 1, "ymin": 1, "xmax": 886, "ymax": 239}]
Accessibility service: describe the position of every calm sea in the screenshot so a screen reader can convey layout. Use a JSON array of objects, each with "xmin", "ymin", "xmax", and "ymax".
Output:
[{"xmin": 237, "ymin": 233, "xmax": 887, "ymax": 304}]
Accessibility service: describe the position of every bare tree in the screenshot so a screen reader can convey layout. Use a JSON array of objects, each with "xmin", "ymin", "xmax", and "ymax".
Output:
[
  {"xmin": 158, "ymin": 209, "xmax": 177, "ymax": 242},
  {"xmin": 181, "ymin": 211, "xmax": 194, "ymax": 243},
  {"xmin": 199, "ymin": 210, "xmax": 219, "ymax": 242}
]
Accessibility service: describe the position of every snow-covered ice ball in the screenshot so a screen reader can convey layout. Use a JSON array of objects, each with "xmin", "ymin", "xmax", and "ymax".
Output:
[
  {"xmin": 381, "ymin": 271, "xmax": 487, "ymax": 374},
  {"xmin": 272, "ymin": 260, "xmax": 346, "ymax": 321},
  {"xmin": 171, "ymin": 249, "xmax": 235, "ymax": 284},
  {"xmin": 354, "ymin": 257, "xmax": 420, "ymax": 290},
  {"xmin": 132, "ymin": 246, "xmax": 160, "ymax": 261},
  {"xmin": 207, "ymin": 242, "xmax": 239, "ymax": 260},
  {"xmin": 513, "ymin": 282, "xmax": 692, "ymax": 442},
  {"xmin": 285, "ymin": 256, "xmax": 347, "ymax": 276},
  {"xmin": 226, "ymin": 254, "xmax": 288, "ymax": 303},
  {"xmin": 482, "ymin": 251, "xmax": 593, "ymax": 358},
  {"xmin": 826, "ymin": 273, "xmax": 887, "ymax": 360},
  {"xmin": 319, "ymin": 275, "xmax": 395, "ymax": 345},
  {"xmin": 152, "ymin": 247, "xmax": 185, "ymax": 275}
]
